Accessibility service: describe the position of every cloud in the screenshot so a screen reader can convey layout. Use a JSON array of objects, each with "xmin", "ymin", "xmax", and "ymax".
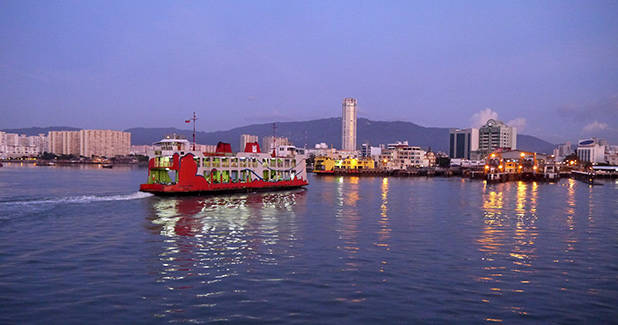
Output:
[
  {"xmin": 470, "ymin": 108, "xmax": 499, "ymax": 128},
  {"xmin": 582, "ymin": 121, "xmax": 608, "ymax": 133},
  {"xmin": 507, "ymin": 118, "xmax": 526, "ymax": 132},
  {"xmin": 470, "ymin": 108, "xmax": 526, "ymax": 131}
]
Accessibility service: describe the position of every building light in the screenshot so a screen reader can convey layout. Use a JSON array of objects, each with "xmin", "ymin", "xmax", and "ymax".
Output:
[{"xmin": 520, "ymin": 152, "xmax": 525, "ymax": 157}]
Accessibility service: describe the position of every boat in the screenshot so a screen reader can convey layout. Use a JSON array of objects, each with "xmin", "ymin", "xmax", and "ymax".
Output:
[
  {"xmin": 102, "ymin": 164, "xmax": 113, "ymax": 168},
  {"xmin": 139, "ymin": 135, "xmax": 308, "ymax": 195},
  {"xmin": 37, "ymin": 161, "xmax": 56, "ymax": 166}
]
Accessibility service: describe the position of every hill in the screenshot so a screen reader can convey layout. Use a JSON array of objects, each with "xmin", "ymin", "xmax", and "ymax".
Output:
[
  {"xmin": 126, "ymin": 118, "xmax": 555, "ymax": 154},
  {"xmin": 1, "ymin": 126, "xmax": 80, "ymax": 136}
]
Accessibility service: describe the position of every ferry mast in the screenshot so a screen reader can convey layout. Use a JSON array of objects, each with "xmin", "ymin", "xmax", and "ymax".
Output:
[{"xmin": 188, "ymin": 112, "xmax": 198, "ymax": 151}]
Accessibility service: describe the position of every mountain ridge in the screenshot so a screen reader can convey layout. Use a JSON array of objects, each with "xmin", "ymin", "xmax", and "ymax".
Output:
[{"xmin": 3, "ymin": 118, "xmax": 555, "ymax": 154}]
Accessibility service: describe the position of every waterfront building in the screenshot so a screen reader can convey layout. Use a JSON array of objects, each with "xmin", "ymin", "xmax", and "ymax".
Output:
[
  {"xmin": 48, "ymin": 130, "xmax": 130, "ymax": 157},
  {"xmin": 0, "ymin": 132, "xmax": 48, "ymax": 158},
  {"xmin": 605, "ymin": 145, "xmax": 618, "ymax": 165},
  {"xmin": 449, "ymin": 128, "xmax": 479, "ymax": 159},
  {"xmin": 240, "ymin": 134, "xmax": 258, "ymax": 152},
  {"xmin": 379, "ymin": 142, "xmax": 427, "ymax": 169},
  {"xmin": 79, "ymin": 130, "xmax": 131, "ymax": 158},
  {"xmin": 478, "ymin": 119, "xmax": 517, "ymax": 157},
  {"xmin": 342, "ymin": 97, "xmax": 357, "ymax": 151},
  {"xmin": 361, "ymin": 143, "xmax": 382, "ymax": 159},
  {"xmin": 553, "ymin": 142, "xmax": 573, "ymax": 162},
  {"xmin": 576, "ymin": 138, "xmax": 606, "ymax": 164},
  {"xmin": 48, "ymin": 131, "xmax": 80, "ymax": 156},
  {"xmin": 262, "ymin": 136, "xmax": 291, "ymax": 153}
]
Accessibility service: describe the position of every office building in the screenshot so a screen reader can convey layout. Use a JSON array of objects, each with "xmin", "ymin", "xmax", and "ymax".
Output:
[
  {"xmin": 449, "ymin": 128, "xmax": 479, "ymax": 159},
  {"xmin": 342, "ymin": 97, "xmax": 357, "ymax": 151},
  {"xmin": 576, "ymin": 138, "xmax": 605, "ymax": 164},
  {"xmin": 478, "ymin": 119, "xmax": 517, "ymax": 157}
]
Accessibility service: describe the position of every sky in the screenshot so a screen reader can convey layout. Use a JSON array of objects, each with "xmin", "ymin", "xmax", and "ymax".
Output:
[{"xmin": 1, "ymin": 1, "xmax": 617, "ymax": 143}]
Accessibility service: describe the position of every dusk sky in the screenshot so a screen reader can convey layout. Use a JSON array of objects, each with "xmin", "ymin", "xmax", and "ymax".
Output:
[{"xmin": 1, "ymin": 1, "xmax": 617, "ymax": 143}]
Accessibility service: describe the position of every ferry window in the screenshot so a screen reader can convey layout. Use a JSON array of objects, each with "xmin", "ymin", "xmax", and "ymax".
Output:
[
  {"xmin": 204, "ymin": 157, "xmax": 211, "ymax": 167},
  {"xmin": 253, "ymin": 158, "xmax": 258, "ymax": 168},
  {"xmin": 194, "ymin": 157, "xmax": 200, "ymax": 166},
  {"xmin": 292, "ymin": 159, "xmax": 296, "ymax": 166},
  {"xmin": 212, "ymin": 169, "xmax": 220, "ymax": 184},
  {"xmin": 270, "ymin": 159, "xmax": 276, "ymax": 168},
  {"xmin": 271, "ymin": 170, "xmax": 277, "ymax": 181},
  {"xmin": 263, "ymin": 170, "xmax": 269, "ymax": 181},
  {"xmin": 222, "ymin": 158, "xmax": 229, "ymax": 167},
  {"xmin": 213, "ymin": 158, "xmax": 220, "ymax": 168},
  {"xmin": 263, "ymin": 159, "xmax": 268, "ymax": 167},
  {"xmin": 231, "ymin": 170, "xmax": 238, "ymax": 182},
  {"xmin": 204, "ymin": 170, "xmax": 211, "ymax": 183},
  {"xmin": 291, "ymin": 170, "xmax": 296, "ymax": 179},
  {"xmin": 221, "ymin": 170, "xmax": 230, "ymax": 183},
  {"xmin": 284, "ymin": 159, "xmax": 290, "ymax": 168},
  {"xmin": 231, "ymin": 158, "xmax": 238, "ymax": 167},
  {"xmin": 277, "ymin": 159, "xmax": 283, "ymax": 168},
  {"xmin": 246, "ymin": 171, "xmax": 252, "ymax": 183},
  {"xmin": 240, "ymin": 158, "xmax": 247, "ymax": 168}
]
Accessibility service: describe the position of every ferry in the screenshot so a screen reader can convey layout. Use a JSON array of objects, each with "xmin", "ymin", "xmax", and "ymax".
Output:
[{"xmin": 139, "ymin": 135, "xmax": 308, "ymax": 195}]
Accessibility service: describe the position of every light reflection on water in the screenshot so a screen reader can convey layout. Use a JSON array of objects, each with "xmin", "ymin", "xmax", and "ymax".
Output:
[
  {"xmin": 145, "ymin": 190, "xmax": 307, "ymax": 318},
  {"xmin": 2, "ymin": 163, "xmax": 617, "ymax": 323}
]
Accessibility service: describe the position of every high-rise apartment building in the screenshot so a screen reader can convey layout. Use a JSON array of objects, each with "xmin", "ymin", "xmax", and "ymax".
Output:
[
  {"xmin": 48, "ymin": 131, "xmax": 80, "ymax": 156},
  {"xmin": 79, "ymin": 130, "xmax": 130, "ymax": 157},
  {"xmin": 478, "ymin": 119, "xmax": 517, "ymax": 157},
  {"xmin": 262, "ymin": 136, "xmax": 291, "ymax": 153},
  {"xmin": 342, "ymin": 97, "xmax": 357, "ymax": 151},
  {"xmin": 48, "ymin": 130, "xmax": 130, "ymax": 157},
  {"xmin": 449, "ymin": 128, "xmax": 479, "ymax": 159},
  {"xmin": 240, "ymin": 134, "xmax": 258, "ymax": 152}
]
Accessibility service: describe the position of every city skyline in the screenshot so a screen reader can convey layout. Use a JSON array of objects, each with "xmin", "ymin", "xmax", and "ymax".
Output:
[{"xmin": 1, "ymin": 1, "xmax": 617, "ymax": 143}]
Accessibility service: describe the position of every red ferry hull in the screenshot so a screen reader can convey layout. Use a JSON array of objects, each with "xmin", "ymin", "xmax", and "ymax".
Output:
[{"xmin": 140, "ymin": 179, "xmax": 308, "ymax": 195}]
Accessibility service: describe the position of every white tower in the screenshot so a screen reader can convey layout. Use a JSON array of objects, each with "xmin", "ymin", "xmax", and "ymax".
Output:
[{"xmin": 342, "ymin": 98, "xmax": 357, "ymax": 151}]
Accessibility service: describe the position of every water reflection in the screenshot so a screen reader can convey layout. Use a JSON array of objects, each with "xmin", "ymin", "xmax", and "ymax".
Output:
[
  {"xmin": 376, "ymin": 178, "xmax": 391, "ymax": 274},
  {"xmin": 335, "ymin": 176, "xmax": 361, "ymax": 272},
  {"xmin": 477, "ymin": 182, "xmax": 539, "ymax": 319},
  {"xmin": 145, "ymin": 190, "xmax": 306, "ymax": 319}
]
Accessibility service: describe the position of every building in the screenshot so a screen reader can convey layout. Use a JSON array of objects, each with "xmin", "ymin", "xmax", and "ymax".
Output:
[
  {"xmin": 361, "ymin": 143, "xmax": 382, "ymax": 159},
  {"xmin": 48, "ymin": 130, "xmax": 130, "ymax": 157},
  {"xmin": 48, "ymin": 131, "xmax": 81, "ymax": 156},
  {"xmin": 240, "ymin": 134, "xmax": 258, "ymax": 152},
  {"xmin": 79, "ymin": 130, "xmax": 131, "ymax": 157},
  {"xmin": 576, "ymin": 138, "xmax": 605, "ymax": 164},
  {"xmin": 262, "ymin": 136, "xmax": 291, "ymax": 153},
  {"xmin": 449, "ymin": 128, "xmax": 479, "ymax": 159},
  {"xmin": 0, "ymin": 132, "xmax": 49, "ymax": 158},
  {"xmin": 478, "ymin": 119, "xmax": 517, "ymax": 157},
  {"xmin": 342, "ymin": 97, "xmax": 357, "ymax": 151},
  {"xmin": 379, "ymin": 141, "xmax": 427, "ymax": 169},
  {"xmin": 552, "ymin": 142, "xmax": 573, "ymax": 162}
]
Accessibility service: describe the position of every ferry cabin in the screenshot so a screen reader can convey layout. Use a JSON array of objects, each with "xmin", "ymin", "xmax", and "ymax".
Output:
[{"xmin": 147, "ymin": 140, "xmax": 307, "ymax": 186}]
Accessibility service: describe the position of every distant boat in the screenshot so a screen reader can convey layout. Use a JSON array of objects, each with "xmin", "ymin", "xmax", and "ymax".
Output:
[
  {"xmin": 37, "ymin": 161, "xmax": 55, "ymax": 166},
  {"xmin": 102, "ymin": 164, "xmax": 113, "ymax": 169}
]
